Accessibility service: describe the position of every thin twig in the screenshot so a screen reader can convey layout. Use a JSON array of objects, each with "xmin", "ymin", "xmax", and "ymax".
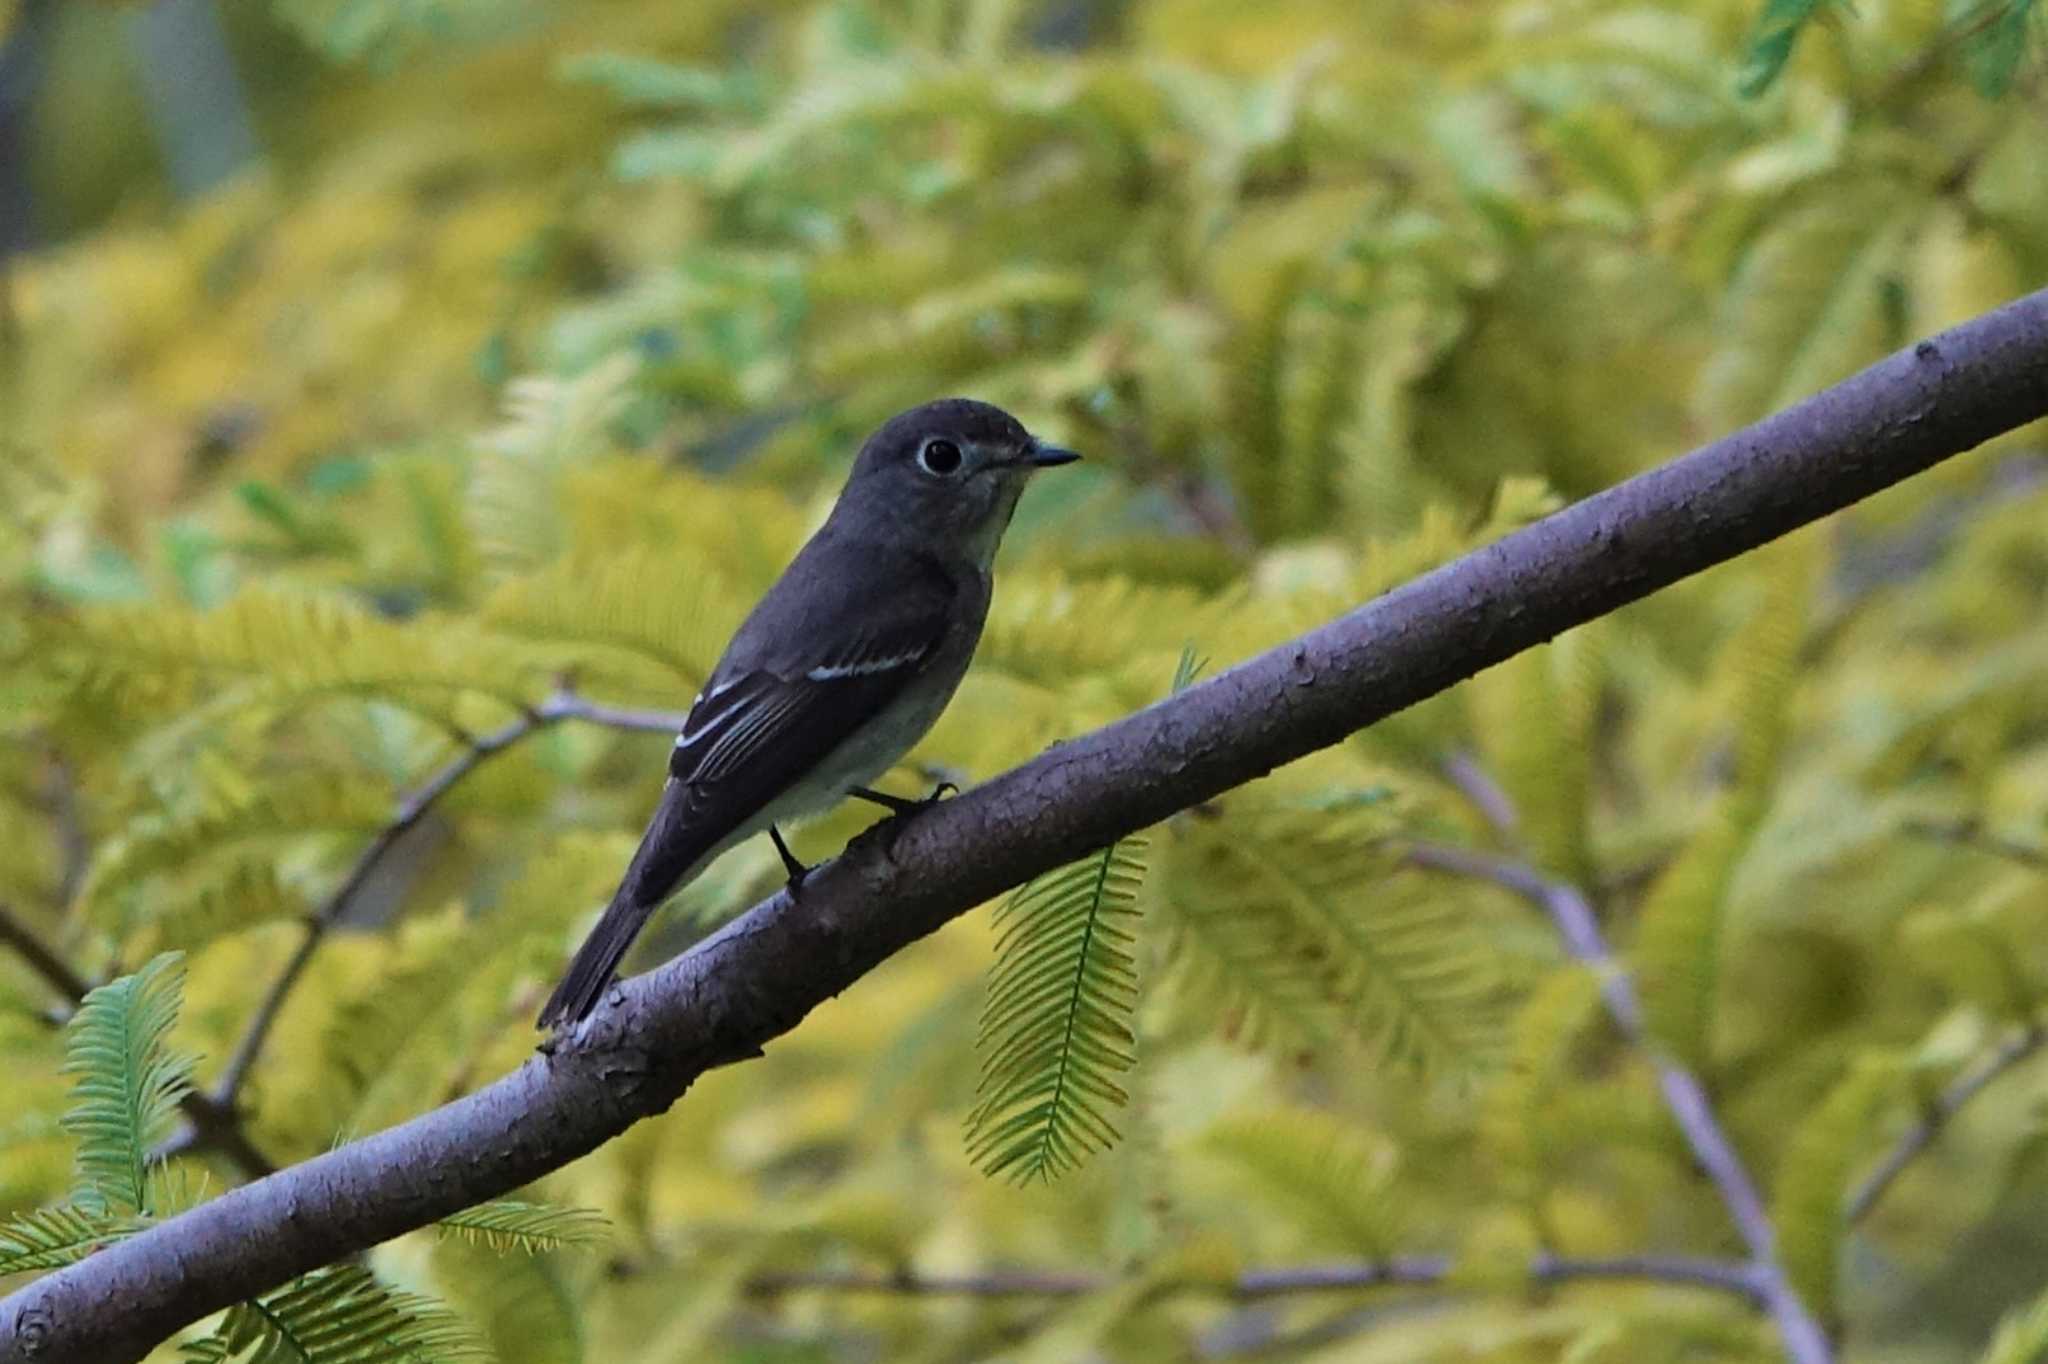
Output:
[
  {"xmin": 0, "ymin": 903, "xmax": 275, "ymax": 1179},
  {"xmin": 0, "ymin": 902, "xmax": 92, "ymax": 1003},
  {"xmin": 1846, "ymin": 1024, "xmax": 2046, "ymax": 1224},
  {"xmin": 1440, "ymin": 751, "xmax": 1520, "ymax": 839},
  {"xmin": 212, "ymin": 690, "xmax": 687, "ymax": 1104},
  {"xmin": 745, "ymin": 1252, "xmax": 1765, "ymax": 1306},
  {"xmin": 1408, "ymin": 841, "xmax": 1834, "ymax": 1364},
  {"xmin": 544, "ymin": 692, "xmax": 692, "ymax": 735},
  {"xmin": 1902, "ymin": 817, "xmax": 2048, "ymax": 873},
  {"xmin": 1874, "ymin": 0, "xmax": 2020, "ymax": 107}
]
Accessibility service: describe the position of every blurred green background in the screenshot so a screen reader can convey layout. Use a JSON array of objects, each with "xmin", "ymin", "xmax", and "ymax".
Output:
[{"xmin": 3, "ymin": 1, "xmax": 2048, "ymax": 1361}]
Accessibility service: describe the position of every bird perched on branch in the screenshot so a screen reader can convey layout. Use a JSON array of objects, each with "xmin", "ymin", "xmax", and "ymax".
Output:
[{"xmin": 537, "ymin": 399, "xmax": 1081, "ymax": 1030}]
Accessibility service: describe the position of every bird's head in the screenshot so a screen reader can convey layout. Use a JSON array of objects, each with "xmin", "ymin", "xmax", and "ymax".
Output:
[{"xmin": 838, "ymin": 399, "xmax": 1081, "ymax": 565}]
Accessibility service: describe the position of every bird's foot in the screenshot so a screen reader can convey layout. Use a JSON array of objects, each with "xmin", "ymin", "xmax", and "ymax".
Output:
[
  {"xmin": 770, "ymin": 825, "xmax": 811, "ymax": 893},
  {"xmin": 848, "ymin": 781, "xmax": 958, "ymax": 816},
  {"xmin": 847, "ymin": 782, "xmax": 958, "ymax": 861}
]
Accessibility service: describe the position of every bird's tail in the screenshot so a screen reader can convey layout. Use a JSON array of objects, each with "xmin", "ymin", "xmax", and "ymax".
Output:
[
  {"xmin": 537, "ymin": 779, "xmax": 714, "ymax": 1030},
  {"xmin": 536, "ymin": 890, "xmax": 651, "ymax": 1030}
]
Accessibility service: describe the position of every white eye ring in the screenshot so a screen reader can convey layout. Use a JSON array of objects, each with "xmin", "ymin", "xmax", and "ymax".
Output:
[{"xmin": 918, "ymin": 438, "xmax": 964, "ymax": 476}]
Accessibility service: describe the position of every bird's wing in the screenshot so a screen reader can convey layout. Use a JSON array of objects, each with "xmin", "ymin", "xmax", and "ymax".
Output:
[
  {"xmin": 604, "ymin": 559, "xmax": 955, "ymax": 909},
  {"xmin": 669, "ymin": 618, "xmax": 946, "ymax": 790}
]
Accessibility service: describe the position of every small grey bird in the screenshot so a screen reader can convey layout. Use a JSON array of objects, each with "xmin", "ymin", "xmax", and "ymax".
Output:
[{"xmin": 537, "ymin": 399, "xmax": 1080, "ymax": 1029}]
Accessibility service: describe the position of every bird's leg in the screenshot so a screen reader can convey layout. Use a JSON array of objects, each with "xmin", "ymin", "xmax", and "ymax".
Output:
[
  {"xmin": 769, "ymin": 825, "xmax": 810, "ymax": 891},
  {"xmin": 847, "ymin": 781, "xmax": 958, "ymax": 816},
  {"xmin": 846, "ymin": 782, "xmax": 959, "ymax": 862}
]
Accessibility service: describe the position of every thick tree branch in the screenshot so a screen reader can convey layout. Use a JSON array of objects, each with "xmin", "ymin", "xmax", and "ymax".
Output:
[
  {"xmin": 1406, "ymin": 842, "xmax": 1830, "ymax": 1364},
  {"xmin": 1846, "ymin": 1023, "xmax": 2046, "ymax": 1224},
  {"xmin": 744, "ymin": 1251, "xmax": 1768, "ymax": 1304},
  {"xmin": 3, "ymin": 289, "xmax": 2044, "ymax": 1363}
]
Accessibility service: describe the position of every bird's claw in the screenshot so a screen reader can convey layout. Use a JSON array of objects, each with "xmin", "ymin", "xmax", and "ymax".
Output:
[{"xmin": 770, "ymin": 825, "xmax": 811, "ymax": 894}]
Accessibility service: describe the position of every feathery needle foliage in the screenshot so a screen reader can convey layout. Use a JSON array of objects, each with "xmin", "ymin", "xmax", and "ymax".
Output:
[
  {"xmin": 0, "ymin": 1205, "xmax": 140, "ymax": 1276},
  {"xmin": 177, "ymin": 1263, "xmax": 488, "ymax": 1363},
  {"xmin": 59, "ymin": 953, "xmax": 195, "ymax": 1218},
  {"xmin": 435, "ymin": 1199, "xmax": 612, "ymax": 1255},
  {"xmin": 1772, "ymin": 1058, "xmax": 1903, "ymax": 1328},
  {"xmin": 1200, "ymin": 1110, "xmax": 1402, "ymax": 1254},
  {"xmin": 1978, "ymin": 1277, "xmax": 2048, "ymax": 1364},
  {"xmin": 967, "ymin": 837, "xmax": 1149, "ymax": 1184}
]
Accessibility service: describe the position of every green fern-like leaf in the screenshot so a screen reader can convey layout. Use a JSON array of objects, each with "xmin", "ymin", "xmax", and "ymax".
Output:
[
  {"xmin": 299, "ymin": 910, "xmax": 477, "ymax": 1147},
  {"xmin": 1729, "ymin": 535, "xmax": 1818, "ymax": 821},
  {"xmin": 1697, "ymin": 190, "xmax": 1916, "ymax": 429},
  {"xmin": 1900, "ymin": 898, "xmax": 2040, "ymax": 1022},
  {"xmin": 1199, "ymin": 1108, "xmax": 1402, "ymax": 1253},
  {"xmin": 1634, "ymin": 542, "xmax": 1813, "ymax": 1065},
  {"xmin": 0, "ymin": 1204, "xmax": 140, "ymax": 1275},
  {"xmin": 1959, "ymin": 0, "xmax": 2041, "ymax": 98},
  {"xmin": 469, "ymin": 354, "xmax": 640, "ymax": 582},
  {"xmin": 1772, "ymin": 1056, "xmax": 1902, "ymax": 1328},
  {"xmin": 178, "ymin": 1263, "xmax": 488, "ymax": 1363},
  {"xmin": 1222, "ymin": 812, "xmax": 1501, "ymax": 1072},
  {"xmin": 967, "ymin": 837, "xmax": 1149, "ymax": 1183},
  {"xmin": 43, "ymin": 585, "xmax": 535, "ymax": 732},
  {"xmin": 1466, "ymin": 638, "xmax": 1597, "ymax": 884},
  {"xmin": 1632, "ymin": 806, "xmax": 1747, "ymax": 1068},
  {"xmin": 436, "ymin": 1199, "xmax": 611, "ymax": 1254},
  {"xmin": 1978, "ymin": 1275, "xmax": 2048, "ymax": 1364},
  {"xmin": 556, "ymin": 51, "xmax": 764, "ymax": 111},
  {"xmin": 480, "ymin": 547, "xmax": 746, "ymax": 699},
  {"xmin": 134, "ymin": 858, "xmax": 310, "ymax": 958},
  {"xmin": 1154, "ymin": 821, "xmax": 1345, "ymax": 1052},
  {"xmin": 433, "ymin": 1238, "xmax": 583, "ymax": 1364},
  {"xmin": 978, "ymin": 576, "xmax": 1226, "ymax": 692},
  {"xmin": 1157, "ymin": 806, "xmax": 1501, "ymax": 1069},
  {"xmin": 1225, "ymin": 258, "xmax": 1310, "ymax": 543},
  {"xmin": 1734, "ymin": 0, "xmax": 1848, "ymax": 95},
  {"xmin": 810, "ymin": 265, "xmax": 1091, "ymax": 386},
  {"xmin": 1479, "ymin": 966, "xmax": 1605, "ymax": 1221},
  {"xmin": 1278, "ymin": 291, "xmax": 1365, "ymax": 539},
  {"xmin": 61, "ymin": 953, "xmax": 194, "ymax": 1218},
  {"xmin": 81, "ymin": 775, "xmax": 390, "ymax": 928}
]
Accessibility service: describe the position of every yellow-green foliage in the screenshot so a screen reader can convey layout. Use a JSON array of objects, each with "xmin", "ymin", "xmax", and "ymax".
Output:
[{"xmin": 3, "ymin": 0, "xmax": 2047, "ymax": 1359}]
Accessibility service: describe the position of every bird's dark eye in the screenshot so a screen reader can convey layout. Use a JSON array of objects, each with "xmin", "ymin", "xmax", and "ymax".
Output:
[{"xmin": 918, "ymin": 438, "xmax": 964, "ymax": 476}]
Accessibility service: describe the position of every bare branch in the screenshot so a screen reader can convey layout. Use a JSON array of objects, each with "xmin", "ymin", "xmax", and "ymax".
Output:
[
  {"xmin": 1407, "ymin": 839, "xmax": 1831, "ymax": 1364},
  {"xmin": 542, "ymin": 692, "xmax": 692, "ymax": 735},
  {"xmin": 744, "ymin": 1252, "xmax": 1766, "ymax": 1305},
  {"xmin": 0, "ymin": 902, "xmax": 91, "ymax": 1005},
  {"xmin": 211, "ymin": 711, "xmax": 550, "ymax": 1102},
  {"xmin": 1846, "ymin": 1024, "xmax": 2046, "ymax": 1224},
  {"xmin": 1902, "ymin": 817, "xmax": 2048, "ymax": 873},
  {"xmin": 212, "ymin": 690, "xmax": 690, "ymax": 1104},
  {"xmin": 0, "ymin": 903, "xmax": 276, "ymax": 1180},
  {"xmin": 1439, "ymin": 751, "xmax": 1520, "ymax": 838},
  {"xmin": 2, "ymin": 288, "xmax": 2043, "ymax": 1364}
]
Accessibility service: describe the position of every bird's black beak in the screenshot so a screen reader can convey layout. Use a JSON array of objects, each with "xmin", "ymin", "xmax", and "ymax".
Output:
[{"xmin": 1029, "ymin": 441, "xmax": 1082, "ymax": 468}]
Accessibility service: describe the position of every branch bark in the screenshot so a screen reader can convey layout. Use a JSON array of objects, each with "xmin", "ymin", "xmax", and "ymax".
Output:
[
  {"xmin": 0, "ymin": 903, "xmax": 92, "ymax": 1006},
  {"xmin": 1846, "ymin": 1023, "xmax": 2046, "ymax": 1224},
  {"xmin": 744, "ymin": 1251, "xmax": 1768, "ymax": 1304},
  {"xmin": 3, "ymin": 288, "xmax": 2045, "ymax": 1363},
  {"xmin": 1406, "ymin": 842, "xmax": 1830, "ymax": 1363}
]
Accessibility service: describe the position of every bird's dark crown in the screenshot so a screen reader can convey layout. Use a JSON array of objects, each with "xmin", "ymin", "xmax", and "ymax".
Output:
[{"xmin": 854, "ymin": 398, "xmax": 1034, "ymax": 475}]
